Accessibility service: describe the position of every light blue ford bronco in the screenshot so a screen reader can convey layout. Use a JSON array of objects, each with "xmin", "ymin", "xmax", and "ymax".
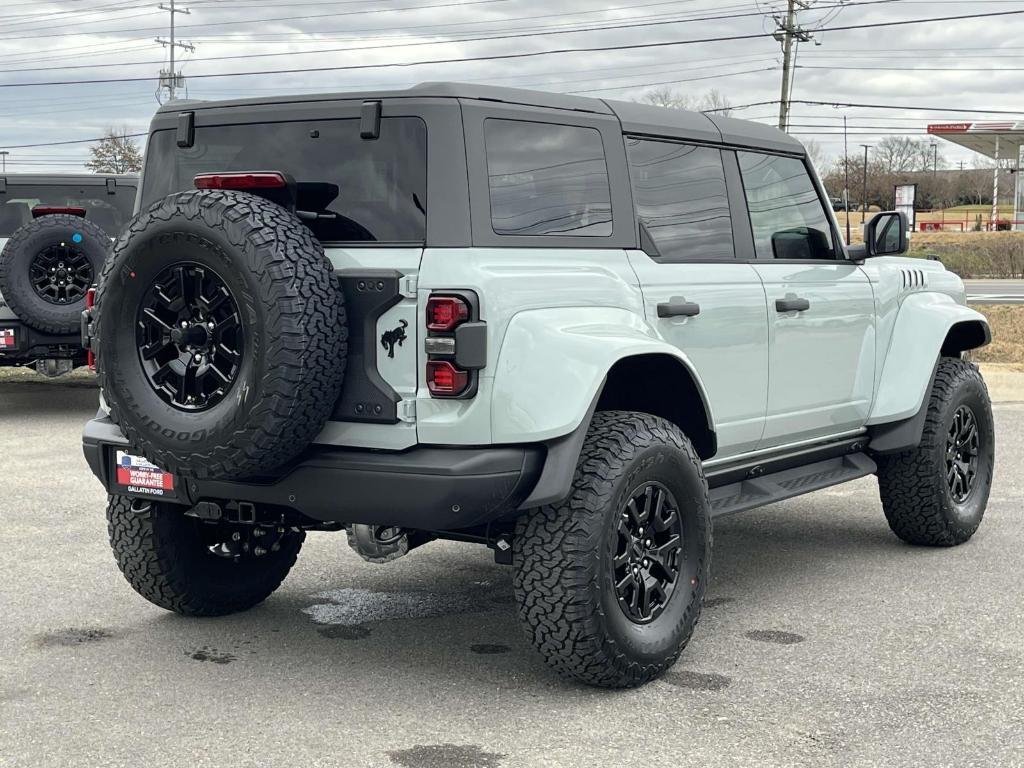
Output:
[{"xmin": 81, "ymin": 84, "xmax": 994, "ymax": 688}]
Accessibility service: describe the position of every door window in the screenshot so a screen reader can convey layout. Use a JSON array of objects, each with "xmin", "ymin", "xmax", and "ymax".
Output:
[
  {"xmin": 625, "ymin": 138, "xmax": 734, "ymax": 261},
  {"xmin": 484, "ymin": 119, "xmax": 612, "ymax": 237},
  {"xmin": 738, "ymin": 152, "xmax": 835, "ymax": 260}
]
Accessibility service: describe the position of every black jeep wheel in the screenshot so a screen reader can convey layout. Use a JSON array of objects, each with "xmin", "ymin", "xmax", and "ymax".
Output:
[
  {"xmin": 0, "ymin": 214, "xmax": 110, "ymax": 334},
  {"xmin": 877, "ymin": 357, "xmax": 994, "ymax": 546},
  {"xmin": 95, "ymin": 190, "xmax": 347, "ymax": 479},
  {"xmin": 513, "ymin": 411, "xmax": 711, "ymax": 688},
  {"xmin": 107, "ymin": 495, "xmax": 304, "ymax": 616}
]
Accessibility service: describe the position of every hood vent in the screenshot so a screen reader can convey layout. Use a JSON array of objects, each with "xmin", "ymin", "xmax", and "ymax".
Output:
[{"xmin": 900, "ymin": 268, "xmax": 928, "ymax": 291}]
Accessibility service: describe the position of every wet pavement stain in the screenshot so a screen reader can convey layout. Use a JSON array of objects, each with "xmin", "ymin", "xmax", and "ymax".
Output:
[
  {"xmin": 663, "ymin": 670, "xmax": 732, "ymax": 692},
  {"xmin": 317, "ymin": 624, "xmax": 372, "ymax": 640},
  {"xmin": 302, "ymin": 587, "xmax": 488, "ymax": 628},
  {"xmin": 188, "ymin": 646, "xmax": 236, "ymax": 664},
  {"xmin": 387, "ymin": 744, "xmax": 506, "ymax": 768},
  {"xmin": 35, "ymin": 628, "xmax": 114, "ymax": 648},
  {"xmin": 470, "ymin": 643, "xmax": 511, "ymax": 655},
  {"xmin": 745, "ymin": 629, "xmax": 806, "ymax": 645},
  {"xmin": 703, "ymin": 597, "xmax": 736, "ymax": 608}
]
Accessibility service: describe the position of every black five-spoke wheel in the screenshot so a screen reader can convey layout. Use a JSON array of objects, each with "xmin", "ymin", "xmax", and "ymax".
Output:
[
  {"xmin": 29, "ymin": 244, "xmax": 94, "ymax": 304},
  {"xmin": 946, "ymin": 404, "xmax": 979, "ymax": 504},
  {"xmin": 612, "ymin": 481, "xmax": 684, "ymax": 624},
  {"xmin": 136, "ymin": 262, "xmax": 244, "ymax": 411}
]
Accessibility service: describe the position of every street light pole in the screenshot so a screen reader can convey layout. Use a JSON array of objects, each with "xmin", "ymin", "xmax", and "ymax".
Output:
[
  {"xmin": 861, "ymin": 144, "xmax": 870, "ymax": 225},
  {"xmin": 843, "ymin": 115, "xmax": 851, "ymax": 244}
]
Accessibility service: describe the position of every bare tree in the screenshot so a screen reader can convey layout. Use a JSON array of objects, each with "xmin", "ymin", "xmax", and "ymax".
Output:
[
  {"xmin": 700, "ymin": 89, "xmax": 732, "ymax": 117},
  {"xmin": 802, "ymin": 139, "xmax": 827, "ymax": 170},
  {"xmin": 85, "ymin": 127, "xmax": 143, "ymax": 174},
  {"xmin": 640, "ymin": 88, "xmax": 732, "ymax": 115}
]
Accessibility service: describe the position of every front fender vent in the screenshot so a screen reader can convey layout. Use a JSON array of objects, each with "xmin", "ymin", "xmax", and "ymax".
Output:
[{"xmin": 900, "ymin": 268, "xmax": 928, "ymax": 291}]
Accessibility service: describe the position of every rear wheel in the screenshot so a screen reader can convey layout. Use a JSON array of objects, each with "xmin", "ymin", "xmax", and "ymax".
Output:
[
  {"xmin": 513, "ymin": 411, "xmax": 711, "ymax": 688},
  {"xmin": 877, "ymin": 358, "xmax": 994, "ymax": 546},
  {"xmin": 106, "ymin": 495, "xmax": 304, "ymax": 616}
]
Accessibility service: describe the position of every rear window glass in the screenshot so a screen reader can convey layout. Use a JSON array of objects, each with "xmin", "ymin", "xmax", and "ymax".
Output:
[
  {"xmin": 484, "ymin": 119, "xmax": 612, "ymax": 237},
  {"xmin": 0, "ymin": 183, "xmax": 137, "ymax": 237},
  {"xmin": 142, "ymin": 117, "xmax": 426, "ymax": 243}
]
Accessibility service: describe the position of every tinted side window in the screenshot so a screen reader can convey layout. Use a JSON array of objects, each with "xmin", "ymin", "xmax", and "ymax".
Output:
[
  {"xmin": 142, "ymin": 117, "xmax": 426, "ymax": 243},
  {"xmin": 625, "ymin": 138, "xmax": 733, "ymax": 261},
  {"xmin": 737, "ymin": 152, "xmax": 835, "ymax": 260},
  {"xmin": 484, "ymin": 119, "xmax": 612, "ymax": 237},
  {"xmin": 0, "ymin": 184, "xmax": 137, "ymax": 237}
]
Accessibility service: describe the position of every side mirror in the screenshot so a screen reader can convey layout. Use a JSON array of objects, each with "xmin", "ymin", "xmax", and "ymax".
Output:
[{"xmin": 862, "ymin": 211, "xmax": 909, "ymax": 258}]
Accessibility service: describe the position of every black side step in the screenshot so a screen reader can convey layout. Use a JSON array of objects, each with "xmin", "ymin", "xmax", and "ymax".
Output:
[{"xmin": 708, "ymin": 453, "xmax": 877, "ymax": 518}]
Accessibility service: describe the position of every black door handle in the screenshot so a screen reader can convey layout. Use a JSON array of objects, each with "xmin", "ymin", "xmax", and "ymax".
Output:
[
  {"xmin": 657, "ymin": 301, "xmax": 701, "ymax": 318},
  {"xmin": 775, "ymin": 297, "xmax": 811, "ymax": 313}
]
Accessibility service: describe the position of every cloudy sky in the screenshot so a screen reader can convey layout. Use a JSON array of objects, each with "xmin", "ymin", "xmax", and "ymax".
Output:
[{"xmin": 1, "ymin": 0, "xmax": 1022, "ymax": 173}]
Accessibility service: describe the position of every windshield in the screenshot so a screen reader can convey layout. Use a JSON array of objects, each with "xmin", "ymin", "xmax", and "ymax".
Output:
[
  {"xmin": 141, "ymin": 117, "xmax": 427, "ymax": 243},
  {"xmin": 0, "ymin": 183, "xmax": 137, "ymax": 237}
]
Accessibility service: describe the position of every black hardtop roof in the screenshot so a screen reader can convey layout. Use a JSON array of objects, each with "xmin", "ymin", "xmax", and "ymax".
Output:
[
  {"xmin": 156, "ymin": 81, "xmax": 804, "ymax": 155},
  {"xmin": 1, "ymin": 173, "xmax": 138, "ymax": 185}
]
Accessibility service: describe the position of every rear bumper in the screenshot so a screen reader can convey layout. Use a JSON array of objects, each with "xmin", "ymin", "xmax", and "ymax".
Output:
[
  {"xmin": 82, "ymin": 416, "xmax": 544, "ymax": 530},
  {"xmin": 0, "ymin": 315, "xmax": 84, "ymax": 365}
]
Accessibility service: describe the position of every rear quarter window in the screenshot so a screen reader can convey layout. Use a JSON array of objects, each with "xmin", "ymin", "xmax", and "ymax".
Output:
[
  {"xmin": 142, "ymin": 117, "xmax": 427, "ymax": 243},
  {"xmin": 484, "ymin": 119, "xmax": 612, "ymax": 237}
]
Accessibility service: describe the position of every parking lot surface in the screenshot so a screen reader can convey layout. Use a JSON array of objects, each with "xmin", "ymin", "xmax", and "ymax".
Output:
[{"xmin": 1, "ymin": 379, "xmax": 1022, "ymax": 768}]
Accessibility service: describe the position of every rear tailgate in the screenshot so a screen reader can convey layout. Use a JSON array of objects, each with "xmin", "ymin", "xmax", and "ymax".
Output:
[{"xmin": 316, "ymin": 247, "xmax": 423, "ymax": 450}]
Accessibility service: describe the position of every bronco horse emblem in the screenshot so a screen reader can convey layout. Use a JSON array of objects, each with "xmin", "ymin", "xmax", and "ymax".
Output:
[{"xmin": 380, "ymin": 319, "xmax": 409, "ymax": 358}]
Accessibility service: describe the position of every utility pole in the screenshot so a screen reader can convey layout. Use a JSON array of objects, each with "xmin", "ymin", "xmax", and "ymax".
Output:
[
  {"xmin": 861, "ymin": 144, "xmax": 871, "ymax": 224},
  {"xmin": 775, "ymin": 0, "xmax": 814, "ymax": 132},
  {"xmin": 0, "ymin": 151, "xmax": 8, "ymax": 172},
  {"xmin": 155, "ymin": 0, "xmax": 194, "ymax": 104}
]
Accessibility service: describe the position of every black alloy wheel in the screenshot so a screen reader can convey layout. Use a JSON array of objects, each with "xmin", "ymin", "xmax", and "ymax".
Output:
[
  {"xmin": 29, "ymin": 243, "xmax": 94, "ymax": 304},
  {"xmin": 611, "ymin": 481, "xmax": 684, "ymax": 624},
  {"xmin": 946, "ymin": 404, "xmax": 980, "ymax": 504},
  {"xmin": 136, "ymin": 262, "xmax": 244, "ymax": 411}
]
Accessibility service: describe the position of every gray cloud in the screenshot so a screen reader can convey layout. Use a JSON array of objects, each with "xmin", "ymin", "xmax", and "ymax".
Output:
[{"xmin": 1, "ymin": 0, "xmax": 1021, "ymax": 171}]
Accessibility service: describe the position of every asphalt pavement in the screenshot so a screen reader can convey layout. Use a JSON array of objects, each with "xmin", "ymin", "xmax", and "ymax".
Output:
[
  {"xmin": 1, "ymin": 379, "xmax": 1022, "ymax": 768},
  {"xmin": 965, "ymin": 279, "xmax": 1024, "ymax": 304}
]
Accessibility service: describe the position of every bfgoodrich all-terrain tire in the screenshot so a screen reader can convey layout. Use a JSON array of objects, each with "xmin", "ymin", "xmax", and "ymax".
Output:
[
  {"xmin": 96, "ymin": 190, "xmax": 346, "ymax": 480},
  {"xmin": 0, "ymin": 213, "xmax": 111, "ymax": 334},
  {"xmin": 107, "ymin": 495, "xmax": 304, "ymax": 616},
  {"xmin": 513, "ymin": 411, "xmax": 711, "ymax": 688},
  {"xmin": 877, "ymin": 357, "xmax": 994, "ymax": 546}
]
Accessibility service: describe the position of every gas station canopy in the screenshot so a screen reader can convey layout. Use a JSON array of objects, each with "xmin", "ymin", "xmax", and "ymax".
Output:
[{"xmin": 927, "ymin": 121, "xmax": 1024, "ymax": 229}]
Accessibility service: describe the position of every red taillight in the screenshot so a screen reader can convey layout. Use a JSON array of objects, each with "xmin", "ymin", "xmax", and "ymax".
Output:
[
  {"xmin": 85, "ymin": 287, "xmax": 97, "ymax": 310},
  {"xmin": 32, "ymin": 205, "xmax": 87, "ymax": 218},
  {"xmin": 426, "ymin": 296, "xmax": 469, "ymax": 332},
  {"xmin": 193, "ymin": 172, "xmax": 288, "ymax": 191},
  {"xmin": 426, "ymin": 360, "xmax": 469, "ymax": 396}
]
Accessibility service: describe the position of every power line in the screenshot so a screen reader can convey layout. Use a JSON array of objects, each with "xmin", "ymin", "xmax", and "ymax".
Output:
[
  {"xmin": 0, "ymin": 2, "xmax": 832, "ymax": 73},
  {"xmin": 5, "ymin": 6, "xmax": 1024, "ymax": 90},
  {"xmin": 0, "ymin": 0, "xmax": 518, "ymax": 39},
  {"xmin": 709, "ymin": 99, "xmax": 1024, "ymax": 114}
]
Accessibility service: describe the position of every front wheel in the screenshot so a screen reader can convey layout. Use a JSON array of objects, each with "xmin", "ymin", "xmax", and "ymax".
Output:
[
  {"xmin": 106, "ymin": 495, "xmax": 304, "ymax": 616},
  {"xmin": 876, "ymin": 358, "xmax": 995, "ymax": 546},
  {"xmin": 513, "ymin": 411, "xmax": 711, "ymax": 688}
]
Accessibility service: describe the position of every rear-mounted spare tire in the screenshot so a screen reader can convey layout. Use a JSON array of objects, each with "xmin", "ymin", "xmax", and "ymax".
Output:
[
  {"xmin": 95, "ymin": 189, "xmax": 347, "ymax": 480},
  {"xmin": 0, "ymin": 213, "xmax": 110, "ymax": 334}
]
